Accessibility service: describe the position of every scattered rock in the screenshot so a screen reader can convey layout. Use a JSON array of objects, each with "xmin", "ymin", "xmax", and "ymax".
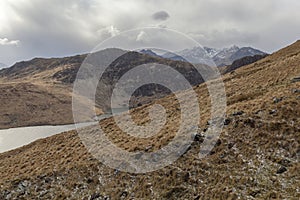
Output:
[
  {"xmin": 44, "ymin": 177, "xmax": 52, "ymax": 184},
  {"xmin": 292, "ymin": 89, "xmax": 300, "ymax": 93},
  {"xmin": 232, "ymin": 111, "xmax": 244, "ymax": 116},
  {"xmin": 278, "ymin": 158, "xmax": 291, "ymax": 167},
  {"xmin": 86, "ymin": 178, "xmax": 93, "ymax": 184},
  {"xmin": 120, "ymin": 190, "xmax": 128, "ymax": 199},
  {"xmin": 145, "ymin": 145, "xmax": 153, "ymax": 152},
  {"xmin": 273, "ymin": 97, "xmax": 283, "ymax": 104},
  {"xmin": 215, "ymin": 139, "xmax": 222, "ymax": 146},
  {"xmin": 254, "ymin": 110, "xmax": 264, "ymax": 115},
  {"xmin": 291, "ymin": 76, "xmax": 300, "ymax": 83},
  {"xmin": 90, "ymin": 193, "xmax": 101, "ymax": 200},
  {"xmin": 269, "ymin": 109, "xmax": 277, "ymax": 115},
  {"xmin": 183, "ymin": 172, "xmax": 190, "ymax": 182},
  {"xmin": 227, "ymin": 142, "xmax": 234, "ymax": 149},
  {"xmin": 103, "ymin": 196, "xmax": 110, "ymax": 200},
  {"xmin": 224, "ymin": 118, "xmax": 231, "ymax": 125},
  {"xmin": 276, "ymin": 166, "xmax": 287, "ymax": 174},
  {"xmin": 244, "ymin": 118, "xmax": 255, "ymax": 128},
  {"xmin": 250, "ymin": 189, "xmax": 261, "ymax": 198},
  {"xmin": 192, "ymin": 133, "xmax": 204, "ymax": 142}
]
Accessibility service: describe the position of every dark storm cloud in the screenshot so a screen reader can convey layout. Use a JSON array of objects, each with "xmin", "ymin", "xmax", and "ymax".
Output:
[{"xmin": 152, "ymin": 11, "xmax": 170, "ymax": 21}]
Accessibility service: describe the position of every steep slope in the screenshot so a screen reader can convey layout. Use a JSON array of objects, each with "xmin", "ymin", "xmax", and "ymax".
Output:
[
  {"xmin": 0, "ymin": 41, "xmax": 299, "ymax": 199},
  {"xmin": 0, "ymin": 54, "xmax": 99, "ymax": 129}
]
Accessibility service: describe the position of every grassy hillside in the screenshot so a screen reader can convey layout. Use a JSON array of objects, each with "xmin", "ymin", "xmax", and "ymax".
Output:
[{"xmin": 0, "ymin": 41, "xmax": 300, "ymax": 199}]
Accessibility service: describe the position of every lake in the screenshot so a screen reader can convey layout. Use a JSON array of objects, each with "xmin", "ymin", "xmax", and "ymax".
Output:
[{"xmin": 0, "ymin": 107, "xmax": 128, "ymax": 153}]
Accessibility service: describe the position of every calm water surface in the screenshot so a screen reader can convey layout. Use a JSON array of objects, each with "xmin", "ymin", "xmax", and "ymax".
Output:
[{"xmin": 0, "ymin": 108, "xmax": 128, "ymax": 153}]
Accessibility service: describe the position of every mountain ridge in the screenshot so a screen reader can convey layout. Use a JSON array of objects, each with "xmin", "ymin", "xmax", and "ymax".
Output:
[{"xmin": 139, "ymin": 45, "xmax": 267, "ymax": 66}]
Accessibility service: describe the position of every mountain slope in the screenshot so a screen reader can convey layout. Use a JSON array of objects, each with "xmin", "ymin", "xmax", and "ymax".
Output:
[
  {"xmin": 0, "ymin": 41, "xmax": 299, "ymax": 199},
  {"xmin": 222, "ymin": 54, "xmax": 269, "ymax": 74},
  {"xmin": 0, "ymin": 54, "xmax": 100, "ymax": 129},
  {"xmin": 0, "ymin": 49, "xmax": 211, "ymax": 128}
]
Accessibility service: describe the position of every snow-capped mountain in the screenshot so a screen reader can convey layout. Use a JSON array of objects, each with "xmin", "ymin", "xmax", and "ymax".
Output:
[
  {"xmin": 176, "ymin": 47, "xmax": 212, "ymax": 65},
  {"xmin": 161, "ymin": 45, "xmax": 266, "ymax": 66},
  {"xmin": 203, "ymin": 47, "xmax": 220, "ymax": 57},
  {"xmin": 213, "ymin": 46, "xmax": 266, "ymax": 66},
  {"xmin": 140, "ymin": 46, "xmax": 266, "ymax": 67}
]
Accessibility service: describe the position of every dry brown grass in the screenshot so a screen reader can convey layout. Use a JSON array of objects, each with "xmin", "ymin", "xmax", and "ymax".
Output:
[
  {"xmin": 0, "ymin": 41, "xmax": 300, "ymax": 199},
  {"xmin": 0, "ymin": 65, "xmax": 102, "ymax": 129}
]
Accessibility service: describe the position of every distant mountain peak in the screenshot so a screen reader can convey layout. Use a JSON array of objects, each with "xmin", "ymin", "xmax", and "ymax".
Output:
[
  {"xmin": 161, "ymin": 45, "xmax": 266, "ymax": 66},
  {"xmin": 139, "ymin": 49, "xmax": 159, "ymax": 57}
]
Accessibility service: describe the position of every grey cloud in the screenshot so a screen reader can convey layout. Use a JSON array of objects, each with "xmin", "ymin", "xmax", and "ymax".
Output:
[
  {"xmin": 0, "ymin": 0, "xmax": 300, "ymax": 65},
  {"xmin": 0, "ymin": 38, "xmax": 20, "ymax": 46},
  {"xmin": 152, "ymin": 11, "xmax": 170, "ymax": 21}
]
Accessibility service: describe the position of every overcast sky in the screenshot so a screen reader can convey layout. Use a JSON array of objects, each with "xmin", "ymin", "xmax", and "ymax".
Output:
[{"xmin": 0, "ymin": 0, "xmax": 300, "ymax": 66}]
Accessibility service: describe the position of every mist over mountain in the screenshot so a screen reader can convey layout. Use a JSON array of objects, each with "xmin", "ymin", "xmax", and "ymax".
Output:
[{"xmin": 0, "ymin": 63, "xmax": 7, "ymax": 69}]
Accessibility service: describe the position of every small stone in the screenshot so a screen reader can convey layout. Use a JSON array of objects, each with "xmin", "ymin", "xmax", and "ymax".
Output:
[
  {"xmin": 145, "ymin": 145, "xmax": 153, "ymax": 152},
  {"xmin": 192, "ymin": 133, "xmax": 204, "ymax": 142},
  {"xmin": 291, "ymin": 76, "xmax": 300, "ymax": 83},
  {"xmin": 120, "ymin": 190, "xmax": 128, "ymax": 198},
  {"xmin": 103, "ymin": 196, "xmax": 110, "ymax": 200},
  {"xmin": 292, "ymin": 89, "xmax": 300, "ymax": 93},
  {"xmin": 244, "ymin": 118, "xmax": 255, "ymax": 128},
  {"xmin": 276, "ymin": 166, "xmax": 287, "ymax": 174},
  {"xmin": 270, "ymin": 176, "xmax": 277, "ymax": 182},
  {"xmin": 90, "ymin": 193, "xmax": 101, "ymax": 200},
  {"xmin": 232, "ymin": 111, "xmax": 244, "ymax": 116},
  {"xmin": 250, "ymin": 190, "xmax": 260, "ymax": 197},
  {"xmin": 278, "ymin": 158, "xmax": 291, "ymax": 167},
  {"xmin": 224, "ymin": 118, "xmax": 231, "ymax": 125},
  {"xmin": 273, "ymin": 97, "xmax": 283, "ymax": 103},
  {"xmin": 255, "ymin": 110, "xmax": 264, "ymax": 115},
  {"xmin": 86, "ymin": 178, "xmax": 93, "ymax": 184},
  {"xmin": 215, "ymin": 139, "xmax": 222, "ymax": 146},
  {"xmin": 269, "ymin": 109, "xmax": 277, "ymax": 115},
  {"xmin": 227, "ymin": 142, "xmax": 234, "ymax": 149}
]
